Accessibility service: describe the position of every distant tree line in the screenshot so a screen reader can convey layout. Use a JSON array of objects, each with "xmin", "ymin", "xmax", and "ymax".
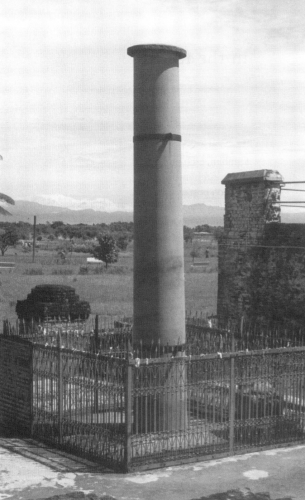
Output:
[
  {"xmin": 0, "ymin": 220, "xmax": 223, "ymax": 256},
  {"xmin": 0, "ymin": 221, "xmax": 133, "ymax": 242},
  {"xmin": 0, "ymin": 221, "xmax": 134, "ymax": 256}
]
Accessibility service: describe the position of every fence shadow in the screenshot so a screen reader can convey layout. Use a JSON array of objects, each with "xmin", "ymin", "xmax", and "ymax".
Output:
[{"xmin": 0, "ymin": 434, "xmax": 114, "ymax": 474}]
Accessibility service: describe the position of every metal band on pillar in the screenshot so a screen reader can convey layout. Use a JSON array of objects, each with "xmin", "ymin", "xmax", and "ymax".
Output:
[
  {"xmin": 129, "ymin": 43, "xmax": 186, "ymax": 351},
  {"xmin": 133, "ymin": 133, "xmax": 182, "ymax": 142}
]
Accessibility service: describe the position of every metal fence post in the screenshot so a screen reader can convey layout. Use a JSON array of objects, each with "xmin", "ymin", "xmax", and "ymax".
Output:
[
  {"xmin": 94, "ymin": 315, "xmax": 99, "ymax": 413},
  {"xmin": 30, "ymin": 342, "xmax": 34, "ymax": 438},
  {"xmin": 125, "ymin": 358, "xmax": 133, "ymax": 472},
  {"xmin": 95, "ymin": 314, "xmax": 99, "ymax": 347},
  {"xmin": 229, "ymin": 334, "xmax": 235, "ymax": 454},
  {"xmin": 57, "ymin": 329, "xmax": 63, "ymax": 445}
]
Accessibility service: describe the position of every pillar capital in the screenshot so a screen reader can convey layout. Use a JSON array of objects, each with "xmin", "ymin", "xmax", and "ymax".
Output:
[
  {"xmin": 127, "ymin": 44, "xmax": 187, "ymax": 59},
  {"xmin": 222, "ymin": 169, "xmax": 284, "ymax": 186}
]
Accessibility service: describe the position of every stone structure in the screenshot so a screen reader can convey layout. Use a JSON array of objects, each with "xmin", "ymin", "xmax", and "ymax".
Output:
[
  {"xmin": 218, "ymin": 169, "xmax": 305, "ymax": 326},
  {"xmin": 127, "ymin": 44, "xmax": 187, "ymax": 351},
  {"xmin": 16, "ymin": 285, "xmax": 91, "ymax": 323}
]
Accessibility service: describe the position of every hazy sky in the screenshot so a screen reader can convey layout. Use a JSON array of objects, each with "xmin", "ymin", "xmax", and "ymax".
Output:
[{"xmin": 1, "ymin": 0, "xmax": 305, "ymax": 211}]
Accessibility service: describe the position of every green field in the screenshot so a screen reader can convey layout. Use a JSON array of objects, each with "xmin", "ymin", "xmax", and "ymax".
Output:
[{"xmin": 0, "ymin": 243, "xmax": 218, "ymax": 323}]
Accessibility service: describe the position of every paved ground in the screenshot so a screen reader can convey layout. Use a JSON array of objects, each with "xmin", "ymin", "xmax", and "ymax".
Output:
[{"xmin": 0, "ymin": 437, "xmax": 303, "ymax": 500}]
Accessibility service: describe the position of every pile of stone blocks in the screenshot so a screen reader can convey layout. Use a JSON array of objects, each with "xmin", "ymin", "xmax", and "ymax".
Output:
[{"xmin": 16, "ymin": 284, "xmax": 91, "ymax": 322}]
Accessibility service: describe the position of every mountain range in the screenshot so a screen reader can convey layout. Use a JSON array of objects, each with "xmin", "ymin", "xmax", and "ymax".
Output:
[
  {"xmin": 0, "ymin": 200, "xmax": 224, "ymax": 227},
  {"xmin": 0, "ymin": 200, "xmax": 304, "ymax": 228}
]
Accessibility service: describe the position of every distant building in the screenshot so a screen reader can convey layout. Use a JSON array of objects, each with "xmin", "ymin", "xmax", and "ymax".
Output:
[
  {"xmin": 87, "ymin": 257, "xmax": 104, "ymax": 264},
  {"xmin": 193, "ymin": 232, "xmax": 213, "ymax": 243}
]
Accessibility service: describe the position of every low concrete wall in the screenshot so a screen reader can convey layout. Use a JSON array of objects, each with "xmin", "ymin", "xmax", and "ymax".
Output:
[{"xmin": 0, "ymin": 337, "xmax": 32, "ymax": 435}]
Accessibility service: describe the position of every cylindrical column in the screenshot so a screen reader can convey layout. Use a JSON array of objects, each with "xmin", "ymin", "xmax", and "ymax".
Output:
[{"xmin": 127, "ymin": 44, "xmax": 187, "ymax": 352}]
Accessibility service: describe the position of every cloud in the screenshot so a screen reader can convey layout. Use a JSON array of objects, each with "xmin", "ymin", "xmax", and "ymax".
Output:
[
  {"xmin": 32, "ymin": 194, "xmax": 131, "ymax": 212},
  {"xmin": 1, "ymin": 0, "xmax": 305, "ymax": 210}
]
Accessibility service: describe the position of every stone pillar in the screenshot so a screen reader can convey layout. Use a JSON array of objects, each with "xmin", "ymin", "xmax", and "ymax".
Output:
[
  {"xmin": 127, "ymin": 44, "xmax": 187, "ymax": 352},
  {"xmin": 128, "ymin": 44, "xmax": 187, "ymax": 433},
  {"xmin": 217, "ymin": 169, "xmax": 283, "ymax": 323}
]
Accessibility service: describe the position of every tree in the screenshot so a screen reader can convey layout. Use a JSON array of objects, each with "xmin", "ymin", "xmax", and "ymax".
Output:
[
  {"xmin": 0, "ymin": 193, "xmax": 15, "ymax": 216},
  {"xmin": 92, "ymin": 234, "xmax": 118, "ymax": 268},
  {"xmin": 56, "ymin": 249, "xmax": 67, "ymax": 264},
  {"xmin": 0, "ymin": 226, "xmax": 19, "ymax": 255},
  {"xmin": 115, "ymin": 233, "xmax": 129, "ymax": 251},
  {"xmin": 190, "ymin": 241, "xmax": 201, "ymax": 263},
  {"xmin": 194, "ymin": 224, "xmax": 211, "ymax": 233},
  {"xmin": 0, "ymin": 155, "xmax": 14, "ymax": 215},
  {"xmin": 190, "ymin": 248, "xmax": 200, "ymax": 263},
  {"xmin": 184, "ymin": 226, "xmax": 194, "ymax": 243}
]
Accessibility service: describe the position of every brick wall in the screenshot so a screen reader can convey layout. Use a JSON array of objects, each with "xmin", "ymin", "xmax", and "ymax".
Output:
[
  {"xmin": 216, "ymin": 169, "xmax": 305, "ymax": 325},
  {"xmin": 247, "ymin": 223, "xmax": 305, "ymax": 324},
  {"xmin": 0, "ymin": 337, "xmax": 33, "ymax": 435}
]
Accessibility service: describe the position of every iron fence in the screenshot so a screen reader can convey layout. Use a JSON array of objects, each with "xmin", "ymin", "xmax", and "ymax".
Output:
[
  {"xmin": 3, "ymin": 315, "xmax": 132, "ymax": 355},
  {"xmin": 128, "ymin": 348, "xmax": 305, "ymax": 470},
  {"xmin": 2, "ymin": 317, "xmax": 305, "ymax": 471},
  {"xmin": 4, "ymin": 313, "xmax": 305, "ymax": 356},
  {"xmin": 32, "ymin": 334, "xmax": 127, "ymax": 470},
  {"xmin": 186, "ymin": 317, "xmax": 305, "ymax": 355}
]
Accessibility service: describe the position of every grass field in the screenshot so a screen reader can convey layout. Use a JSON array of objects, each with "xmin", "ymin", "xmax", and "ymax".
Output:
[{"xmin": 0, "ymin": 242, "xmax": 218, "ymax": 322}]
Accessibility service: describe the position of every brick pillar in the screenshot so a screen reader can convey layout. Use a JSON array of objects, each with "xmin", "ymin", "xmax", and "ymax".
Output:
[{"xmin": 217, "ymin": 170, "xmax": 283, "ymax": 323}]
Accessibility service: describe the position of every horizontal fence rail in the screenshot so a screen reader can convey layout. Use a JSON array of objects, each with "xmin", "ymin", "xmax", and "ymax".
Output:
[
  {"xmin": 1, "ymin": 313, "xmax": 305, "ymax": 471},
  {"xmin": 4, "ymin": 313, "xmax": 305, "ymax": 357}
]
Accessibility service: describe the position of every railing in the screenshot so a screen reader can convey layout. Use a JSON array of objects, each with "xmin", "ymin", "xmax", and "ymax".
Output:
[
  {"xmin": 2, "ymin": 315, "xmax": 305, "ymax": 471},
  {"xmin": 129, "ymin": 347, "xmax": 305, "ymax": 470},
  {"xmin": 5, "ymin": 313, "xmax": 305, "ymax": 356},
  {"xmin": 186, "ymin": 315, "xmax": 305, "ymax": 354},
  {"xmin": 32, "ymin": 335, "xmax": 127, "ymax": 470},
  {"xmin": 3, "ymin": 315, "xmax": 132, "ymax": 355}
]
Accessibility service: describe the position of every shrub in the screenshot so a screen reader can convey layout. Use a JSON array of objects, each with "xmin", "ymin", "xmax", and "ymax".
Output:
[
  {"xmin": 93, "ymin": 266, "xmax": 106, "ymax": 274},
  {"xmin": 51, "ymin": 268, "xmax": 73, "ymax": 275},
  {"xmin": 78, "ymin": 264, "xmax": 129, "ymax": 275},
  {"xmin": 74, "ymin": 244, "xmax": 96, "ymax": 254},
  {"xmin": 24, "ymin": 268, "xmax": 44, "ymax": 275},
  {"xmin": 106, "ymin": 265, "xmax": 129, "ymax": 275}
]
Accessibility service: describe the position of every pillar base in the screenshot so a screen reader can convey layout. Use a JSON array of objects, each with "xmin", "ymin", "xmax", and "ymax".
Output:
[{"xmin": 133, "ymin": 353, "xmax": 188, "ymax": 434}]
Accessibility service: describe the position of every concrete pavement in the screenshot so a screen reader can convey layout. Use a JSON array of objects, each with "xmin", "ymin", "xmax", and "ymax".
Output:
[{"xmin": 0, "ymin": 437, "xmax": 303, "ymax": 500}]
